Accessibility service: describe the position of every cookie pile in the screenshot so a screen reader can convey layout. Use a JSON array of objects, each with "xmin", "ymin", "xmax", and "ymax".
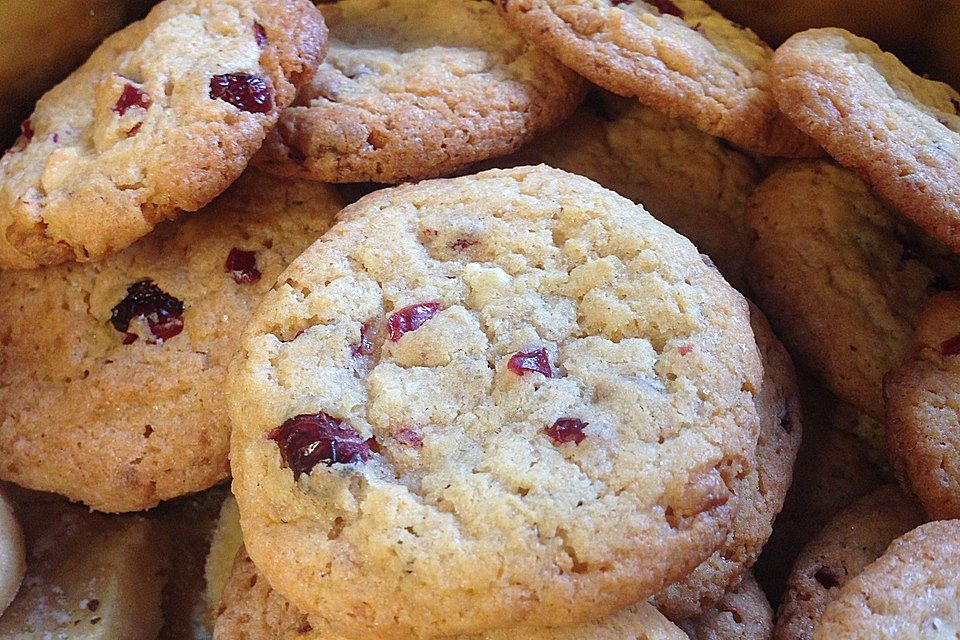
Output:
[{"xmin": 0, "ymin": 1, "xmax": 956, "ymax": 639}]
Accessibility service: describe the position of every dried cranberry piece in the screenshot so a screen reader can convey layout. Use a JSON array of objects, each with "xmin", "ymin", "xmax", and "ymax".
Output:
[
  {"xmin": 941, "ymin": 333, "xmax": 960, "ymax": 356},
  {"xmin": 122, "ymin": 332, "xmax": 139, "ymax": 345},
  {"xmin": 647, "ymin": 0, "xmax": 684, "ymax": 17},
  {"xmin": 269, "ymin": 412, "xmax": 374, "ymax": 478},
  {"xmin": 110, "ymin": 280, "xmax": 185, "ymax": 343},
  {"xmin": 394, "ymin": 427, "xmax": 423, "ymax": 449},
  {"xmin": 678, "ymin": 344, "xmax": 694, "ymax": 355},
  {"xmin": 545, "ymin": 418, "xmax": 587, "ymax": 445},
  {"xmin": 452, "ymin": 238, "xmax": 476, "ymax": 251},
  {"xmin": 113, "ymin": 83, "xmax": 151, "ymax": 116},
  {"xmin": 51, "ymin": 133, "xmax": 59, "ymax": 143},
  {"xmin": 225, "ymin": 248, "xmax": 261, "ymax": 284},
  {"xmin": 209, "ymin": 73, "xmax": 273, "ymax": 113},
  {"xmin": 387, "ymin": 302, "xmax": 442, "ymax": 341},
  {"xmin": 254, "ymin": 22, "xmax": 267, "ymax": 47},
  {"xmin": 20, "ymin": 119, "xmax": 33, "ymax": 141},
  {"xmin": 508, "ymin": 348, "xmax": 554, "ymax": 377},
  {"xmin": 350, "ymin": 323, "xmax": 375, "ymax": 357}
]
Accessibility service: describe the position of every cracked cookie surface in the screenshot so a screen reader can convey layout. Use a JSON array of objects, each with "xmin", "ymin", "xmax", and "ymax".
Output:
[
  {"xmin": 0, "ymin": 171, "xmax": 344, "ymax": 512},
  {"xmin": 746, "ymin": 161, "xmax": 943, "ymax": 422},
  {"xmin": 255, "ymin": 0, "xmax": 585, "ymax": 184},
  {"xmin": 772, "ymin": 28, "xmax": 960, "ymax": 252},
  {"xmin": 0, "ymin": 0, "xmax": 327, "ymax": 270},
  {"xmin": 229, "ymin": 165, "xmax": 762, "ymax": 639},
  {"xmin": 497, "ymin": 0, "xmax": 818, "ymax": 157},
  {"xmin": 653, "ymin": 305, "xmax": 801, "ymax": 620},
  {"xmin": 886, "ymin": 292, "xmax": 960, "ymax": 521}
]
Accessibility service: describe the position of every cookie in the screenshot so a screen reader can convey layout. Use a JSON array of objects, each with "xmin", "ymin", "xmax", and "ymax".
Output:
[
  {"xmin": 772, "ymin": 28, "xmax": 960, "ymax": 252},
  {"xmin": 653, "ymin": 304, "xmax": 801, "ymax": 620},
  {"xmin": 678, "ymin": 572, "xmax": 774, "ymax": 640},
  {"xmin": 0, "ymin": 487, "xmax": 25, "ymax": 617},
  {"xmin": 745, "ymin": 160, "xmax": 942, "ymax": 422},
  {"xmin": 254, "ymin": 0, "xmax": 585, "ymax": 184},
  {"xmin": 480, "ymin": 90, "xmax": 760, "ymax": 288},
  {"xmin": 229, "ymin": 165, "xmax": 763, "ymax": 638},
  {"xmin": 0, "ymin": 0, "xmax": 327, "ymax": 270},
  {"xmin": 214, "ymin": 546, "xmax": 687, "ymax": 640},
  {"xmin": 206, "ymin": 494, "xmax": 244, "ymax": 621},
  {"xmin": 0, "ymin": 494, "xmax": 169, "ymax": 639},
  {"xmin": 811, "ymin": 520, "xmax": 960, "ymax": 640},
  {"xmin": 497, "ymin": 0, "xmax": 818, "ymax": 157},
  {"xmin": 773, "ymin": 485, "xmax": 924, "ymax": 640},
  {"xmin": 0, "ymin": 170, "xmax": 344, "ymax": 512},
  {"xmin": 886, "ymin": 291, "xmax": 960, "ymax": 520}
]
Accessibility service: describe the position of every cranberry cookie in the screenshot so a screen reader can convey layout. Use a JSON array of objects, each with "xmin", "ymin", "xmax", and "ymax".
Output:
[
  {"xmin": 653, "ymin": 305, "xmax": 801, "ymax": 620},
  {"xmin": 229, "ymin": 165, "xmax": 763, "ymax": 638},
  {"xmin": 484, "ymin": 90, "xmax": 759, "ymax": 288},
  {"xmin": 886, "ymin": 292, "xmax": 960, "ymax": 520},
  {"xmin": 213, "ymin": 547, "xmax": 687, "ymax": 640},
  {"xmin": 772, "ymin": 28, "xmax": 960, "ymax": 252},
  {"xmin": 746, "ymin": 160, "xmax": 944, "ymax": 422},
  {"xmin": 774, "ymin": 485, "xmax": 924, "ymax": 640},
  {"xmin": 0, "ymin": 0, "xmax": 326, "ymax": 270},
  {"xmin": 497, "ymin": 0, "xmax": 818, "ymax": 157},
  {"xmin": 255, "ymin": 0, "xmax": 585, "ymax": 184},
  {"xmin": 0, "ymin": 171, "xmax": 344, "ymax": 512},
  {"xmin": 812, "ymin": 520, "xmax": 960, "ymax": 640},
  {"xmin": 0, "ymin": 488, "xmax": 25, "ymax": 617},
  {"xmin": 678, "ymin": 572, "xmax": 773, "ymax": 640}
]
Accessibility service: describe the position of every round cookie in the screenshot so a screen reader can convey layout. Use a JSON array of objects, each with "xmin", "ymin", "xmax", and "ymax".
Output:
[
  {"xmin": 254, "ymin": 0, "xmax": 585, "ymax": 184},
  {"xmin": 652, "ymin": 305, "xmax": 802, "ymax": 620},
  {"xmin": 745, "ymin": 160, "xmax": 942, "ymax": 422},
  {"xmin": 812, "ymin": 520, "xmax": 960, "ymax": 640},
  {"xmin": 0, "ymin": 0, "xmax": 327, "ymax": 270},
  {"xmin": 481, "ymin": 90, "xmax": 760, "ymax": 289},
  {"xmin": 678, "ymin": 572, "xmax": 773, "ymax": 640},
  {"xmin": 0, "ymin": 488, "xmax": 25, "ymax": 616},
  {"xmin": 772, "ymin": 28, "xmax": 960, "ymax": 252},
  {"xmin": 229, "ymin": 165, "xmax": 763, "ymax": 638},
  {"xmin": 497, "ymin": 0, "xmax": 818, "ymax": 158},
  {"xmin": 206, "ymin": 494, "xmax": 244, "ymax": 618},
  {"xmin": 214, "ymin": 546, "xmax": 687, "ymax": 640},
  {"xmin": 774, "ymin": 485, "xmax": 924, "ymax": 640},
  {"xmin": 886, "ymin": 292, "xmax": 960, "ymax": 520},
  {"xmin": 0, "ymin": 171, "xmax": 345, "ymax": 512}
]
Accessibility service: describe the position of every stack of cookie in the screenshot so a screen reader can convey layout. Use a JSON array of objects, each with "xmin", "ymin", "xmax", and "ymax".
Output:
[{"xmin": 0, "ymin": 0, "xmax": 956, "ymax": 639}]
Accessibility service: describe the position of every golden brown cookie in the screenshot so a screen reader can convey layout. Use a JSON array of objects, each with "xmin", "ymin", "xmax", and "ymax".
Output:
[
  {"xmin": 772, "ymin": 28, "xmax": 960, "ymax": 252},
  {"xmin": 481, "ymin": 90, "xmax": 760, "ymax": 288},
  {"xmin": 0, "ymin": 0, "xmax": 327, "ymax": 269},
  {"xmin": 679, "ymin": 572, "xmax": 773, "ymax": 640},
  {"xmin": 229, "ymin": 165, "xmax": 763, "ymax": 638},
  {"xmin": 0, "ymin": 487, "xmax": 25, "ymax": 617},
  {"xmin": 653, "ymin": 305, "xmax": 801, "ymax": 619},
  {"xmin": 746, "ymin": 160, "xmax": 942, "ymax": 422},
  {"xmin": 812, "ymin": 520, "xmax": 960, "ymax": 640},
  {"xmin": 213, "ymin": 546, "xmax": 688, "ymax": 640},
  {"xmin": 886, "ymin": 291, "xmax": 960, "ymax": 520},
  {"xmin": 255, "ymin": 0, "xmax": 585, "ymax": 184},
  {"xmin": 774, "ymin": 485, "xmax": 924, "ymax": 640},
  {"xmin": 0, "ymin": 171, "xmax": 344, "ymax": 512},
  {"xmin": 497, "ymin": 0, "xmax": 818, "ymax": 157}
]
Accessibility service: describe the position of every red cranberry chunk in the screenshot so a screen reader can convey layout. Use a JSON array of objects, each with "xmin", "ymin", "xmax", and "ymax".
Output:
[
  {"xmin": 269, "ymin": 413, "xmax": 374, "ymax": 478},
  {"xmin": 647, "ymin": 0, "xmax": 684, "ymax": 17},
  {"xmin": 351, "ymin": 323, "xmax": 375, "ymax": 357},
  {"xmin": 20, "ymin": 119, "xmax": 33, "ymax": 141},
  {"xmin": 110, "ymin": 280, "xmax": 185, "ymax": 343},
  {"xmin": 394, "ymin": 427, "xmax": 423, "ymax": 449},
  {"xmin": 113, "ymin": 83, "xmax": 151, "ymax": 116},
  {"xmin": 254, "ymin": 22, "xmax": 268, "ymax": 47},
  {"xmin": 225, "ymin": 248, "xmax": 262, "ymax": 284},
  {"xmin": 508, "ymin": 348, "xmax": 554, "ymax": 377},
  {"xmin": 387, "ymin": 302, "xmax": 442, "ymax": 341},
  {"xmin": 210, "ymin": 73, "xmax": 273, "ymax": 113},
  {"xmin": 941, "ymin": 333, "xmax": 960, "ymax": 356},
  {"xmin": 545, "ymin": 418, "xmax": 587, "ymax": 445},
  {"xmin": 678, "ymin": 344, "xmax": 694, "ymax": 356},
  {"xmin": 452, "ymin": 239, "xmax": 476, "ymax": 251}
]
